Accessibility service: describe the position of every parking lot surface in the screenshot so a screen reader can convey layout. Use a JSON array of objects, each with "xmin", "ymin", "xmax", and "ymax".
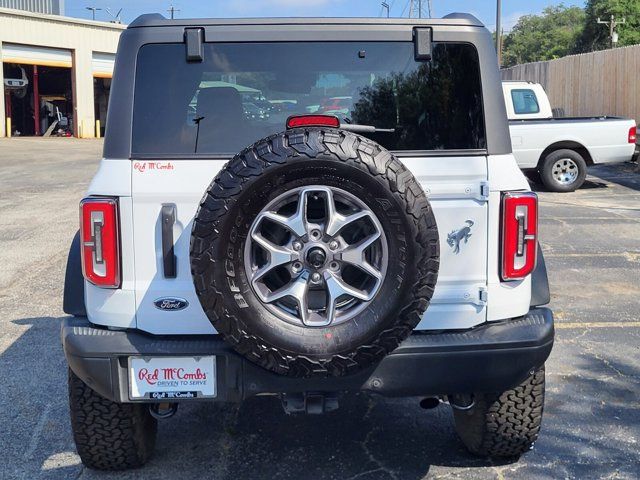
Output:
[{"xmin": 0, "ymin": 138, "xmax": 638, "ymax": 480}]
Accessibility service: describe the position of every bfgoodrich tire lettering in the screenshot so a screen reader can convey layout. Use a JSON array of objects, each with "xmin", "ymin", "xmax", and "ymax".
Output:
[
  {"xmin": 190, "ymin": 128, "xmax": 440, "ymax": 377},
  {"xmin": 68, "ymin": 369, "xmax": 157, "ymax": 470}
]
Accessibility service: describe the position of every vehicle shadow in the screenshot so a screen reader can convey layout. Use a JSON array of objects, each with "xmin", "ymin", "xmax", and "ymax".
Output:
[
  {"xmin": 4, "ymin": 316, "xmax": 501, "ymax": 480},
  {"xmin": 4, "ymin": 316, "xmax": 640, "ymax": 479},
  {"xmin": 587, "ymin": 161, "xmax": 640, "ymax": 192}
]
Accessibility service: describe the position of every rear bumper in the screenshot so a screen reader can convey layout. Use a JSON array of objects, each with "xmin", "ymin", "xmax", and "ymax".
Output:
[{"xmin": 62, "ymin": 308, "xmax": 554, "ymax": 403}]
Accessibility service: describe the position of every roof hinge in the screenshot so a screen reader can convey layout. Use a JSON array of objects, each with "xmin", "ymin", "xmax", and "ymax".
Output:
[
  {"xmin": 184, "ymin": 28, "xmax": 204, "ymax": 62},
  {"xmin": 413, "ymin": 27, "xmax": 432, "ymax": 61}
]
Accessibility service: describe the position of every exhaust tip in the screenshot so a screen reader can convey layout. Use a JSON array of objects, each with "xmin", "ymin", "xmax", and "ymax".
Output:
[{"xmin": 419, "ymin": 397, "xmax": 441, "ymax": 410}]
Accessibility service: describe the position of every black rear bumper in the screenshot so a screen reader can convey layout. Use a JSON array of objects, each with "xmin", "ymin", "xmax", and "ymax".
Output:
[{"xmin": 62, "ymin": 308, "xmax": 554, "ymax": 403}]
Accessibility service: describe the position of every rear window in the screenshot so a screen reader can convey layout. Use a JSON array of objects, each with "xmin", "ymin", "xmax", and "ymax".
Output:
[
  {"xmin": 511, "ymin": 89, "xmax": 540, "ymax": 115},
  {"xmin": 132, "ymin": 42, "xmax": 486, "ymax": 156}
]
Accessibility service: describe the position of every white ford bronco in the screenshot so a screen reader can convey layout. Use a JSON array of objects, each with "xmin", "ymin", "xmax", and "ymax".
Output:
[{"xmin": 62, "ymin": 13, "xmax": 554, "ymax": 470}]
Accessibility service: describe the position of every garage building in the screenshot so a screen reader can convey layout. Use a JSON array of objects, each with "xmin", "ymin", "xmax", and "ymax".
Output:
[{"xmin": 0, "ymin": 6, "xmax": 124, "ymax": 138}]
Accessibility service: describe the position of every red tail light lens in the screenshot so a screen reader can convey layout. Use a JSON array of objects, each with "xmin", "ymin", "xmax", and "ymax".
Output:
[
  {"xmin": 501, "ymin": 192, "xmax": 538, "ymax": 281},
  {"xmin": 286, "ymin": 114, "xmax": 340, "ymax": 129},
  {"xmin": 80, "ymin": 197, "xmax": 120, "ymax": 288},
  {"xmin": 629, "ymin": 126, "xmax": 637, "ymax": 144}
]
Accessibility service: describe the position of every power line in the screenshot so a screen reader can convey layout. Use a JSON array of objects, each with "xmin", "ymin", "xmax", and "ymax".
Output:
[{"xmin": 405, "ymin": 0, "xmax": 432, "ymax": 19}]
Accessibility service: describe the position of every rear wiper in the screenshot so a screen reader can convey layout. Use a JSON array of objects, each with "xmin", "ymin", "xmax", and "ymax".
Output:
[
  {"xmin": 339, "ymin": 123, "xmax": 395, "ymax": 133},
  {"xmin": 339, "ymin": 118, "xmax": 395, "ymax": 133}
]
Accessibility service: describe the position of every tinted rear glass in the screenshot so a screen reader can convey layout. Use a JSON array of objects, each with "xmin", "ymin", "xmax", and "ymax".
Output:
[
  {"xmin": 511, "ymin": 89, "xmax": 540, "ymax": 115},
  {"xmin": 132, "ymin": 42, "xmax": 485, "ymax": 155}
]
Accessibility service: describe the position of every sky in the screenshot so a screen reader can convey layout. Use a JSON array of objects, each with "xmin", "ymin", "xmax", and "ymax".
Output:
[{"xmin": 64, "ymin": 0, "xmax": 586, "ymax": 31}]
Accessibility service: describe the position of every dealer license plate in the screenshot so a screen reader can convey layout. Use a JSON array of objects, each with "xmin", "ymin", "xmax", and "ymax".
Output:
[{"xmin": 129, "ymin": 356, "xmax": 216, "ymax": 400}]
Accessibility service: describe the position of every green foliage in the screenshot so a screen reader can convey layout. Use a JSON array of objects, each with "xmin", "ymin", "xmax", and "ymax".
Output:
[
  {"xmin": 576, "ymin": 0, "xmax": 640, "ymax": 52},
  {"xmin": 501, "ymin": 1, "xmax": 640, "ymax": 67},
  {"xmin": 501, "ymin": 5, "xmax": 586, "ymax": 67}
]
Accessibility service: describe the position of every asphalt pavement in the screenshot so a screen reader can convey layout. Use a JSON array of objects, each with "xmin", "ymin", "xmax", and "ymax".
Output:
[{"xmin": 0, "ymin": 138, "xmax": 638, "ymax": 480}]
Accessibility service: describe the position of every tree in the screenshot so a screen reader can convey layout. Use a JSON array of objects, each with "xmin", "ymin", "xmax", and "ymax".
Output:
[
  {"xmin": 501, "ymin": 5, "xmax": 585, "ymax": 67},
  {"xmin": 576, "ymin": 0, "xmax": 640, "ymax": 52}
]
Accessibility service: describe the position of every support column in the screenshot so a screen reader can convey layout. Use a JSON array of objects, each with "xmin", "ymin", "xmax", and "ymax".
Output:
[
  {"xmin": 0, "ymin": 41, "xmax": 6, "ymax": 137},
  {"xmin": 33, "ymin": 65, "xmax": 40, "ymax": 136},
  {"xmin": 72, "ymin": 47, "xmax": 96, "ymax": 138}
]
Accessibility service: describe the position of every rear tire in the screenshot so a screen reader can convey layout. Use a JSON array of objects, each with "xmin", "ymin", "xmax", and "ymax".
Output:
[
  {"xmin": 539, "ymin": 149, "xmax": 587, "ymax": 192},
  {"xmin": 452, "ymin": 366, "xmax": 545, "ymax": 458},
  {"xmin": 68, "ymin": 369, "xmax": 157, "ymax": 470}
]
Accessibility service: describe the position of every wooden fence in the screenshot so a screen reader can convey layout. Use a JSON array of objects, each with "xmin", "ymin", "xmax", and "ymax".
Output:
[{"xmin": 501, "ymin": 44, "xmax": 640, "ymax": 123}]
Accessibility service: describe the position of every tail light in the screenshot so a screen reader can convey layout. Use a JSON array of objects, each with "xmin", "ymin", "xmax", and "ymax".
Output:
[
  {"xmin": 629, "ymin": 126, "xmax": 637, "ymax": 144},
  {"xmin": 80, "ymin": 197, "xmax": 120, "ymax": 288},
  {"xmin": 286, "ymin": 114, "xmax": 340, "ymax": 129},
  {"xmin": 501, "ymin": 192, "xmax": 538, "ymax": 281}
]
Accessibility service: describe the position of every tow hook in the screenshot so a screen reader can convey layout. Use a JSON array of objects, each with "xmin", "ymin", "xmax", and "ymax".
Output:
[
  {"xmin": 280, "ymin": 392, "xmax": 339, "ymax": 414},
  {"xmin": 149, "ymin": 402, "xmax": 179, "ymax": 419},
  {"xmin": 448, "ymin": 394, "xmax": 476, "ymax": 412}
]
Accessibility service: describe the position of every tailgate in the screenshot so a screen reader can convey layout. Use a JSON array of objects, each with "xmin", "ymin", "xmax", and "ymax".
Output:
[{"xmin": 130, "ymin": 156, "xmax": 488, "ymax": 334}]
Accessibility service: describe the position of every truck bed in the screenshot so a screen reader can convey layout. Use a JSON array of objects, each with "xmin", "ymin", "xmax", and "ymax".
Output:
[{"xmin": 509, "ymin": 116, "xmax": 636, "ymax": 169}]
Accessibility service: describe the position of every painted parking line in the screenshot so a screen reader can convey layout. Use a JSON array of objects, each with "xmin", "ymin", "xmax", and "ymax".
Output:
[{"xmin": 555, "ymin": 322, "xmax": 640, "ymax": 329}]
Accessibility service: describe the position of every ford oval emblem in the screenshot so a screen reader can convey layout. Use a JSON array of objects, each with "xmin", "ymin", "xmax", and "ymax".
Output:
[{"xmin": 154, "ymin": 297, "xmax": 189, "ymax": 311}]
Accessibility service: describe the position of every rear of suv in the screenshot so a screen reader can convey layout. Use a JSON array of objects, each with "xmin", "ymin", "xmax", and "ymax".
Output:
[{"xmin": 62, "ymin": 13, "xmax": 554, "ymax": 470}]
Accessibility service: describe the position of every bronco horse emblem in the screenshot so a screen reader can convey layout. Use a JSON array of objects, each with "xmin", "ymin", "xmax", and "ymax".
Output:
[{"xmin": 447, "ymin": 220, "xmax": 474, "ymax": 254}]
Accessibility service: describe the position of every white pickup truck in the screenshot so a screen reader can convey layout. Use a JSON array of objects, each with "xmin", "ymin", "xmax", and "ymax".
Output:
[{"xmin": 504, "ymin": 81, "xmax": 637, "ymax": 192}]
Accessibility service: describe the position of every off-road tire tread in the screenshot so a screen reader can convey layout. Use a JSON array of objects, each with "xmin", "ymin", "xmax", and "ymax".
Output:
[
  {"xmin": 68, "ymin": 369, "xmax": 157, "ymax": 470},
  {"xmin": 453, "ymin": 366, "xmax": 545, "ymax": 458},
  {"xmin": 190, "ymin": 128, "xmax": 439, "ymax": 377}
]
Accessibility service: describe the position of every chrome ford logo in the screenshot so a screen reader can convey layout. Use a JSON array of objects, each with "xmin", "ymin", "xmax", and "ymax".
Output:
[{"xmin": 154, "ymin": 297, "xmax": 189, "ymax": 311}]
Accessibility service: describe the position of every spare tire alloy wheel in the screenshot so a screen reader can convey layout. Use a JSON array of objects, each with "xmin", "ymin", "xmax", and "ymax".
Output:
[
  {"xmin": 191, "ymin": 128, "xmax": 440, "ymax": 377},
  {"xmin": 245, "ymin": 185, "xmax": 387, "ymax": 327}
]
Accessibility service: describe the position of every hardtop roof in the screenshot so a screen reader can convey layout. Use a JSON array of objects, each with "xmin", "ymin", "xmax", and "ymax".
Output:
[{"xmin": 128, "ymin": 13, "xmax": 484, "ymax": 29}]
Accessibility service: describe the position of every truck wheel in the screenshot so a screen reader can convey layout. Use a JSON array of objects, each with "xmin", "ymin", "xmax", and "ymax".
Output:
[
  {"xmin": 539, "ymin": 149, "xmax": 587, "ymax": 192},
  {"xmin": 452, "ymin": 366, "xmax": 545, "ymax": 458},
  {"xmin": 68, "ymin": 369, "xmax": 157, "ymax": 470},
  {"xmin": 190, "ymin": 128, "xmax": 440, "ymax": 377}
]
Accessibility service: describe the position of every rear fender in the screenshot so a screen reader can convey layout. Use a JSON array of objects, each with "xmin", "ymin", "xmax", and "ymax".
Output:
[
  {"xmin": 530, "ymin": 243, "xmax": 550, "ymax": 307},
  {"xmin": 63, "ymin": 231, "xmax": 86, "ymax": 316}
]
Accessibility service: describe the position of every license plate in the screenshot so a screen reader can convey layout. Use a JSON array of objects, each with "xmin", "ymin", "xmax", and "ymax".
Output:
[{"xmin": 129, "ymin": 356, "xmax": 216, "ymax": 400}]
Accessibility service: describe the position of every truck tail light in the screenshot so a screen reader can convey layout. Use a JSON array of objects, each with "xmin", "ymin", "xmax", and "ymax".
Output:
[
  {"xmin": 629, "ymin": 126, "xmax": 637, "ymax": 144},
  {"xmin": 80, "ymin": 197, "xmax": 120, "ymax": 288},
  {"xmin": 501, "ymin": 192, "xmax": 538, "ymax": 281}
]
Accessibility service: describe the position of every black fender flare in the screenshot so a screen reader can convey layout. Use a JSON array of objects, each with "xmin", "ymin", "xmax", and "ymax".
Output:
[
  {"xmin": 530, "ymin": 243, "xmax": 550, "ymax": 307},
  {"xmin": 63, "ymin": 231, "xmax": 86, "ymax": 316}
]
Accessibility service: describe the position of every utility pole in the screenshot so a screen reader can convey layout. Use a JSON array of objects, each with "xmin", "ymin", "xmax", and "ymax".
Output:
[
  {"xmin": 381, "ymin": 2, "xmax": 389, "ymax": 18},
  {"xmin": 495, "ymin": 0, "xmax": 502, "ymax": 66},
  {"xmin": 167, "ymin": 4, "xmax": 180, "ymax": 20},
  {"xmin": 85, "ymin": 6, "xmax": 101, "ymax": 20},
  {"xmin": 427, "ymin": 0, "xmax": 433, "ymax": 18},
  {"xmin": 597, "ymin": 15, "xmax": 626, "ymax": 48}
]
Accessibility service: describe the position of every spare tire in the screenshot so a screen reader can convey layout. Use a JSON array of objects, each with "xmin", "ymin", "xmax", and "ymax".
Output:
[{"xmin": 190, "ymin": 128, "xmax": 439, "ymax": 377}]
